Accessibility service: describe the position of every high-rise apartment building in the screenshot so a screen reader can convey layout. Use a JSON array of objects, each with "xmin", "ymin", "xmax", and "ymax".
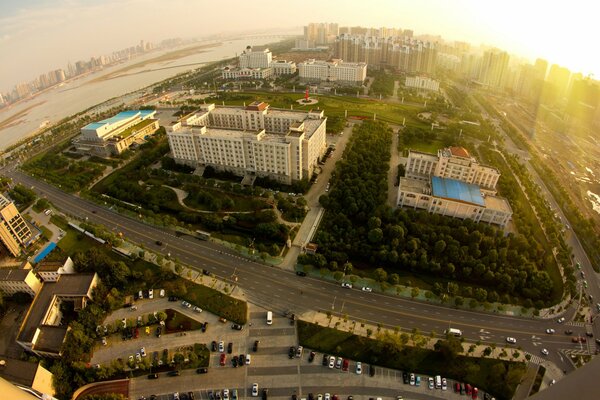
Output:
[
  {"xmin": 167, "ymin": 102, "xmax": 327, "ymax": 184},
  {"xmin": 0, "ymin": 194, "xmax": 33, "ymax": 257},
  {"xmin": 546, "ymin": 64, "xmax": 572, "ymax": 100},
  {"xmin": 478, "ymin": 49, "xmax": 510, "ymax": 89}
]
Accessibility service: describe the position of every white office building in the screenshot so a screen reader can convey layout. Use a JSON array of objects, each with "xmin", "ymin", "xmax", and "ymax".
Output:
[
  {"xmin": 405, "ymin": 76, "xmax": 440, "ymax": 92},
  {"xmin": 398, "ymin": 146, "xmax": 511, "ymax": 227},
  {"xmin": 271, "ymin": 60, "xmax": 297, "ymax": 75},
  {"xmin": 239, "ymin": 46, "xmax": 272, "ymax": 69},
  {"xmin": 221, "ymin": 66, "xmax": 273, "ymax": 80},
  {"xmin": 406, "ymin": 147, "xmax": 500, "ymax": 194},
  {"xmin": 167, "ymin": 102, "xmax": 327, "ymax": 184},
  {"xmin": 298, "ymin": 59, "xmax": 367, "ymax": 84}
]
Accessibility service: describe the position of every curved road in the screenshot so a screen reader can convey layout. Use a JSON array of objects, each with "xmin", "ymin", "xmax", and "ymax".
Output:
[{"xmin": 3, "ymin": 168, "xmax": 587, "ymax": 372}]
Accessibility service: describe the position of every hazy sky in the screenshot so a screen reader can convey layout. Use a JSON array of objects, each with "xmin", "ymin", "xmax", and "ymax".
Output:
[{"xmin": 1, "ymin": 0, "xmax": 598, "ymax": 93}]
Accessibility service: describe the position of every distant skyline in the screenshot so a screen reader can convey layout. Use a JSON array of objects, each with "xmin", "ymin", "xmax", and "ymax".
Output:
[{"xmin": 1, "ymin": 0, "xmax": 598, "ymax": 93}]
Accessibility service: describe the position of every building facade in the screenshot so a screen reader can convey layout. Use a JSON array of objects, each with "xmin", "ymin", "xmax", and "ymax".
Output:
[
  {"xmin": 298, "ymin": 59, "xmax": 367, "ymax": 84},
  {"xmin": 167, "ymin": 102, "xmax": 327, "ymax": 184},
  {"xmin": 73, "ymin": 110, "xmax": 159, "ymax": 156},
  {"xmin": 221, "ymin": 66, "xmax": 273, "ymax": 80},
  {"xmin": 239, "ymin": 46, "xmax": 272, "ymax": 69},
  {"xmin": 0, "ymin": 269, "xmax": 42, "ymax": 297},
  {"xmin": 0, "ymin": 194, "xmax": 32, "ymax": 257},
  {"xmin": 271, "ymin": 60, "xmax": 297, "ymax": 75},
  {"xmin": 405, "ymin": 76, "xmax": 440, "ymax": 92}
]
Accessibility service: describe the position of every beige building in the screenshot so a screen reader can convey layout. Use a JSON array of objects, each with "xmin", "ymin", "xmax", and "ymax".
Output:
[
  {"xmin": 0, "ymin": 358, "xmax": 55, "ymax": 399},
  {"xmin": 168, "ymin": 102, "xmax": 327, "ymax": 184},
  {"xmin": 73, "ymin": 109, "xmax": 160, "ymax": 156},
  {"xmin": 0, "ymin": 194, "xmax": 32, "ymax": 257},
  {"xmin": 239, "ymin": 46, "xmax": 272, "ymax": 69},
  {"xmin": 221, "ymin": 66, "xmax": 273, "ymax": 80},
  {"xmin": 0, "ymin": 268, "xmax": 42, "ymax": 296},
  {"xmin": 271, "ymin": 60, "xmax": 297, "ymax": 75},
  {"xmin": 17, "ymin": 273, "xmax": 99, "ymax": 358},
  {"xmin": 298, "ymin": 59, "xmax": 367, "ymax": 84}
]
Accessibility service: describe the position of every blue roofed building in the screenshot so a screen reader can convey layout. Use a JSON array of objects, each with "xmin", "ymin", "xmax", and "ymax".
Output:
[
  {"xmin": 73, "ymin": 109, "xmax": 159, "ymax": 156},
  {"xmin": 397, "ymin": 148, "xmax": 512, "ymax": 228}
]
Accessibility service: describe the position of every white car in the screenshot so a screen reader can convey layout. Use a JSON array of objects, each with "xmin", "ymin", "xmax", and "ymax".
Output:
[
  {"xmin": 361, "ymin": 287, "xmax": 372, "ymax": 292},
  {"xmin": 410, "ymin": 373, "xmax": 415, "ymax": 385},
  {"xmin": 428, "ymin": 377, "xmax": 434, "ymax": 389},
  {"xmin": 324, "ymin": 394, "xmax": 331, "ymax": 400},
  {"xmin": 246, "ymin": 354, "xmax": 251, "ymax": 365},
  {"xmin": 541, "ymin": 348, "xmax": 549, "ymax": 356},
  {"xmin": 193, "ymin": 306, "xmax": 203, "ymax": 313},
  {"xmin": 356, "ymin": 361, "xmax": 362, "ymax": 375},
  {"xmin": 173, "ymin": 393, "xmax": 179, "ymax": 400},
  {"xmin": 135, "ymin": 353, "xmax": 141, "ymax": 362},
  {"xmin": 317, "ymin": 395, "xmax": 323, "ymax": 400},
  {"xmin": 441, "ymin": 378, "xmax": 447, "ymax": 390},
  {"xmin": 328, "ymin": 356, "xmax": 335, "ymax": 369},
  {"xmin": 101, "ymin": 337, "xmax": 107, "ymax": 346},
  {"xmin": 223, "ymin": 389, "xmax": 230, "ymax": 400},
  {"xmin": 218, "ymin": 341, "xmax": 224, "ymax": 352},
  {"xmin": 251, "ymin": 384, "xmax": 259, "ymax": 397},
  {"xmin": 159, "ymin": 289, "xmax": 165, "ymax": 297},
  {"xmin": 546, "ymin": 328, "xmax": 555, "ymax": 334},
  {"xmin": 148, "ymin": 289, "xmax": 154, "ymax": 299},
  {"xmin": 557, "ymin": 317, "xmax": 566, "ymax": 323},
  {"xmin": 140, "ymin": 347, "xmax": 146, "ymax": 357},
  {"xmin": 341, "ymin": 282, "xmax": 353, "ymax": 289},
  {"xmin": 506, "ymin": 337, "xmax": 517, "ymax": 344}
]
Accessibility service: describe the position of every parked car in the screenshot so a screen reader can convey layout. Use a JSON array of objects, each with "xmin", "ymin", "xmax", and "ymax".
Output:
[
  {"xmin": 361, "ymin": 286, "xmax": 372, "ymax": 292},
  {"xmin": 296, "ymin": 346, "xmax": 303, "ymax": 358},
  {"xmin": 296, "ymin": 271, "xmax": 307, "ymax": 277},
  {"xmin": 227, "ymin": 342, "xmax": 233, "ymax": 354},
  {"xmin": 472, "ymin": 387, "xmax": 479, "ymax": 399},
  {"xmin": 232, "ymin": 323, "xmax": 243, "ymax": 330},
  {"xmin": 147, "ymin": 373, "xmax": 158, "ymax": 379},
  {"xmin": 148, "ymin": 289, "xmax": 153, "ymax": 299},
  {"xmin": 220, "ymin": 353, "xmax": 226, "ymax": 366},
  {"xmin": 211, "ymin": 341, "xmax": 217, "ymax": 351},
  {"xmin": 541, "ymin": 348, "xmax": 549, "ymax": 355},
  {"xmin": 193, "ymin": 306, "xmax": 202, "ymax": 313},
  {"xmin": 289, "ymin": 346, "xmax": 295, "ymax": 359},
  {"xmin": 442, "ymin": 378, "xmax": 447, "ymax": 390},
  {"xmin": 557, "ymin": 317, "xmax": 566, "ymax": 323},
  {"xmin": 341, "ymin": 283, "xmax": 352, "ymax": 289},
  {"xmin": 252, "ymin": 384, "xmax": 259, "ymax": 397},
  {"xmin": 167, "ymin": 370, "xmax": 180, "ymax": 377},
  {"xmin": 196, "ymin": 368, "xmax": 208, "ymax": 374},
  {"xmin": 546, "ymin": 328, "xmax": 555, "ymax": 334},
  {"xmin": 356, "ymin": 362, "xmax": 362, "ymax": 374},
  {"xmin": 308, "ymin": 351, "xmax": 316, "ymax": 362},
  {"xmin": 218, "ymin": 341, "xmax": 224, "ymax": 352},
  {"xmin": 402, "ymin": 372, "xmax": 409, "ymax": 384},
  {"xmin": 342, "ymin": 359, "xmax": 349, "ymax": 371},
  {"xmin": 335, "ymin": 357, "xmax": 343, "ymax": 369},
  {"xmin": 328, "ymin": 356, "xmax": 335, "ymax": 369},
  {"xmin": 202, "ymin": 322, "xmax": 208, "ymax": 332},
  {"xmin": 253, "ymin": 340, "xmax": 260, "ymax": 352},
  {"xmin": 428, "ymin": 377, "xmax": 434, "ymax": 389}
]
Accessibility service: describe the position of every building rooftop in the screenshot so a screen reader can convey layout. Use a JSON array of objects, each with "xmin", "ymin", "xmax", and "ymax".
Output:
[
  {"xmin": 431, "ymin": 176, "xmax": 485, "ymax": 206},
  {"xmin": 34, "ymin": 326, "xmax": 69, "ymax": 354},
  {"xmin": 108, "ymin": 118, "xmax": 156, "ymax": 140},
  {"xmin": 18, "ymin": 274, "xmax": 96, "ymax": 345},
  {"xmin": 36, "ymin": 262, "xmax": 64, "ymax": 272},
  {"xmin": 449, "ymin": 146, "xmax": 470, "ymax": 158},
  {"xmin": 399, "ymin": 177, "xmax": 430, "ymax": 194},
  {"xmin": 484, "ymin": 194, "xmax": 513, "ymax": 214},
  {"xmin": 0, "ymin": 357, "xmax": 41, "ymax": 387},
  {"xmin": 82, "ymin": 110, "xmax": 155, "ymax": 131},
  {"xmin": 0, "ymin": 268, "xmax": 30, "ymax": 282},
  {"xmin": 408, "ymin": 149, "xmax": 438, "ymax": 160},
  {"xmin": 245, "ymin": 101, "xmax": 268, "ymax": 111}
]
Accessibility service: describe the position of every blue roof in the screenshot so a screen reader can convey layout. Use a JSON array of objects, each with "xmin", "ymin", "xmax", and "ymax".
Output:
[
  {"xmin": 83, "ymin": 110, "xmax": 155, "ymax": 130},
  {"xmin": 34, "ymin": 242, "xmax": 57, "ymax": 263},
  {"xmin": 431, "ymin": 176, "xmax": 485, "ymax": 206}
]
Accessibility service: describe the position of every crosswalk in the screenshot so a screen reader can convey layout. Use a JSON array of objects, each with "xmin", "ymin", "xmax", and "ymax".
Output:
[
  {"xmin": 525, "ymin": 352, "xmax": 546, "ymax": 365},
  {"xmin": 566, "ymin": 321, "xmax": 586, "ymax": 327},
  {"xmin": 563, "ymin": 349, "xmax": 589, "ymax": 357}
]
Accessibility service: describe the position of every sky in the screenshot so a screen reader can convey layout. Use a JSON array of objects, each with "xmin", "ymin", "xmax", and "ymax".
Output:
[{"xmin": 1, "ymin": 0, "xmax": 599, "ymax": 93}]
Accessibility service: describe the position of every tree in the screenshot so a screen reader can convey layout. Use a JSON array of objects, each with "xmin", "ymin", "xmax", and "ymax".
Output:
[
  {"xmin": 389, "ymin": 273, "xmax": 400, "ymax": 285},
  {"xmin": 411, "ymin": 287, "xmax": 420, "ymax": 298},
  {"xmin": 374, "ymin": 268, "xmax": 388, "ymax": 282},
  {"xmin": 434, "ymin": 337, "xmax": 463, "ymax": 361}
]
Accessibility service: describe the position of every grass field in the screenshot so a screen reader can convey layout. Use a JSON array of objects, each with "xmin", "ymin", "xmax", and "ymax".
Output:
[{"xmin": 212, "ymin": 91, "xmax": 429, "ymax": 128}]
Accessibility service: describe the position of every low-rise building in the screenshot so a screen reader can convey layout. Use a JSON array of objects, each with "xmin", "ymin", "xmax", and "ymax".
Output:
[
  {"xmin": 271, "ymin": 60, "xmax": 297, "ymax": 75},
  {"xmin": 167, "ymin": 102, "xmax": 327, "ymax": 184},
  {"xmin": 221, "ymin": 66, "xmax": 273, "ymax": 80},
  {"xmin": 397, "ymin": 176, "xmax": 512, "ymax": 227},
  {"xmin": 0, "ymin": 194, "xmax": 32, "ymax": 257},
  {"xmin": 298, "ymin": 59, "xmax": 367, "ymax": 84},
  {"xmin": 405, "ymin": 76, "xmax": 440, "ymax": 92},
  {"xmin": 0, "ymin": 357, "xmax": 55, "ymax": 399},
  {"xmin": 0, "ymin": 268, "xmax": 42, "ymax": 297},
  {"xmin": 16, "ymin": 273, "xmax": 99, "ymax": 358},
  {"xmin": 73, "ymin": 110, "xmax": 159, "ymax": 156},
  {"xmin": 35, "ymin": 257, "xmax": 75, "ymax": 282}
]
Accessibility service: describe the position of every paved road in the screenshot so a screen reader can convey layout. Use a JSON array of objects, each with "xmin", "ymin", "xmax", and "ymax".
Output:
[{"xmin": 0, "ymin": 166, "xmax": 587, "ymax": 373}]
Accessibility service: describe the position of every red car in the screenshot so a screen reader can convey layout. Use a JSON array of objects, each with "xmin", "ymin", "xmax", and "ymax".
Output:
[
  {"xmin": 454, "ymin": 382, "xmax": 460, "ymax": 393},
  {"xmin": 465, "ymin": 384, "xmax": 472, "ymax": 395},
  {"xmin": 342, "ymin": 359, "xmax": 349, "ymax": 371},
  {"xmin": 220, "ymin": 353, "xmax": 226, "ymax": 366},
  {"xmin": 472, "ymin": 387, "xmax": 478, "ymax": 399}
]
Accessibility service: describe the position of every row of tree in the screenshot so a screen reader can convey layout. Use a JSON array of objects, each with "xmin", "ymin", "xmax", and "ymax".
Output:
[{"xmin": 314, "ymin": 120, "xmax": 558, "ymax": 306}]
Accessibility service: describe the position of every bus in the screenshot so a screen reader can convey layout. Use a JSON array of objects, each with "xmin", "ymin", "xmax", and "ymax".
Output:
[{"xmin": 195, "ymin": 230, "xmax": 211, "ymax": 240}]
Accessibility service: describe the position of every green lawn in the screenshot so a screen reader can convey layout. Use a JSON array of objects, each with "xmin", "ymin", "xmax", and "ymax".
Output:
[
  {"xmin": 298, "ymin": 321, "xmax": 525, "ymax": 400},
  {"xmin": 403, "ymin": 140, "xmax": 444, "ymax": 154},
  {"xmin": 182, "ymin": 282, "xmax": 248, "ymax": 324},
  {"xmin": 165, "ymin": 309, "xmax": 204, "ymax": 332}
]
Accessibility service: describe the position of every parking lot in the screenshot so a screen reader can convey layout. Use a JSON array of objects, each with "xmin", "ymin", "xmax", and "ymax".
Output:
[{"xmin": 129, "ymin": 306, "xmax": 477, "ymax": 400}]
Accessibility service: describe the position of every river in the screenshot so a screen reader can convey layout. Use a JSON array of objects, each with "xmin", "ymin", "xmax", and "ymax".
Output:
[{"xmin": 0, "ymin": 34, "xmax": 292, "ymax": 151}]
